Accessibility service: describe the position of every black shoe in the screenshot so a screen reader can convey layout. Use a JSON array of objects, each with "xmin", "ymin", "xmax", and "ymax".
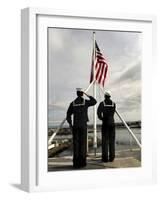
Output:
[
  {"xmin": 73, "ymin": 165, "xmax": 81, "ymax": 169},
  {"xmin": 73, "ymin": 162, "xmax": 80, "ymax": 169},
  {"xmin": 80, "ymin": 162, "xmax": 87, "ymax": 168},
  {"xmin": 102, "ymin": 159, "xmax": 108, "ymax": 162},
  {"xmin": 109, "ymin": 158, "xmax": 114, "ymax": 162},
  {"xmin": 73, "ymin": 163, "xmax": 86, "ymax": 169}
]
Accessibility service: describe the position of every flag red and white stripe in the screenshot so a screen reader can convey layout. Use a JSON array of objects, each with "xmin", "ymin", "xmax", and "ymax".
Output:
[{"xmin": 90, "ymin": 41, "xmax": 108, "ymax": 87}]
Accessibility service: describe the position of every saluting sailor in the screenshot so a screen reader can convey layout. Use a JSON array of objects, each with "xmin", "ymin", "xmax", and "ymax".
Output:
[
  {"xmin": 97, "ymin": 91, "xmax": 116, "ymax": 162},
  {"xmin": 66, "ymin": 88, "xmax": 97, "ymax": 168}
]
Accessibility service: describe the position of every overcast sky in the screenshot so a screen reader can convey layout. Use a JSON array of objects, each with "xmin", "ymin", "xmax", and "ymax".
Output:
[{"xmin": 48, "ymin": 28, "xmax": 142, "ymax": 126}]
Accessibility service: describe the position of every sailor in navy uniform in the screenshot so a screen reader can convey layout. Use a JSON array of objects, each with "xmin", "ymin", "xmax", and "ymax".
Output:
[
  {"xmin": 97, "ymin": 91, "xmax": 116, "ymax": 162},
  {"xmin": 66, "ymin": 88, "xmax": 97, "ymax": 168}
]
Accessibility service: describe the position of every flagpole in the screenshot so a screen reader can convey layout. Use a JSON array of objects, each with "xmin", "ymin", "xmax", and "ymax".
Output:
[{"xmin": 93, "ymin": 32, "xmax": 97, "ymax": 156}]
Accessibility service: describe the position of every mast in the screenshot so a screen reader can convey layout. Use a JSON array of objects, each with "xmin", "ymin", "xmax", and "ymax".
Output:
[{"xmin": 93, "ymin": 32, "xmax": 97, "ymax": 155}]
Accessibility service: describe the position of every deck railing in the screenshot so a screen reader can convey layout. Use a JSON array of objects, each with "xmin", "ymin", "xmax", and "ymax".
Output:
[{"xmin": 48, "ymin": 82, "xmax": 141, "ymax": 150}]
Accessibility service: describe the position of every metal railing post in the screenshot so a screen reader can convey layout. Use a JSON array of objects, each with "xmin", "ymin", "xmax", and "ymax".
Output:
[
  {"xmin": 115, "ymin": 110, "xmax": 141, "ymax": 149},
  {"xmin": 48, "ymin": 118, "xmax": 66, "ymax": 145}
]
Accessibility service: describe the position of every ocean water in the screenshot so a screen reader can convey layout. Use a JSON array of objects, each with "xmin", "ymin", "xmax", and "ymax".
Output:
[{"xmin": 56, "ymin": 127, "xmax": 141, "ymax": 157}]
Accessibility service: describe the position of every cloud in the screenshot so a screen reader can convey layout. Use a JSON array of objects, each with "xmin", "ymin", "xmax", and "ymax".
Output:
[
  {"xmin": 48, "ymin": 28, "xmax": 142, "ymax": 125},
  {"xmin": 113, "ymin": 61, "xmax": 141, "ymax": 85}
]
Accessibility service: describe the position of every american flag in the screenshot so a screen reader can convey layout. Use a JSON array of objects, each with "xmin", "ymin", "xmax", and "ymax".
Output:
[{"xmin": 90, "ymin": 41, "xmax": 108, "ymax": 87}]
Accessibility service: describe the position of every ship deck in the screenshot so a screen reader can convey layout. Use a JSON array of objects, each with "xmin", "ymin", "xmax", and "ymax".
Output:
[{"xmin": 48, "ymin": 148, "xmax": 141, "ymax": 171}]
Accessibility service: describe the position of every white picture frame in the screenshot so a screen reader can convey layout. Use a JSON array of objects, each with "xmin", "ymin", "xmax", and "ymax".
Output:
[{"xmin": 21, "ymin": 7, "xmax": 156, "ymax": 192}]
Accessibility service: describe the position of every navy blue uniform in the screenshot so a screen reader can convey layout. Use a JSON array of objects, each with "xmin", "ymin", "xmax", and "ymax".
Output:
[
  {"xmin": 97, "ymin": 99, "xmax": 116, "ymax": 162},
  {"xmin": 66, "ymin": 96, "xmax": 97, "ymax": 168}
]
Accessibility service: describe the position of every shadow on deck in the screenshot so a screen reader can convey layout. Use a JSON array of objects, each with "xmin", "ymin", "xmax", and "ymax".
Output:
[{"xmin": 48, "ymin": 148, "xmax": 141, "ymax": 172}]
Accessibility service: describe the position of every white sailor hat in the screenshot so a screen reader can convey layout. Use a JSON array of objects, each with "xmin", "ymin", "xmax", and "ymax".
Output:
[
  {"xmin": 104, "ymin": 90, "xmax": 111, "ymax": 97},
  {"xmin": 76, "ymin": 88, "xmax": 83, "ymax": 92}
]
